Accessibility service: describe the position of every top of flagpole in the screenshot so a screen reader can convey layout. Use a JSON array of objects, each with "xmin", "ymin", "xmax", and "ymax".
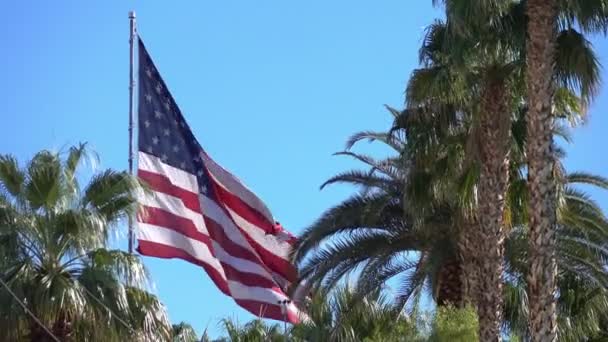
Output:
[{"xmin": 129, "ymin": 10, "xmax": 136, "ymax": 19}]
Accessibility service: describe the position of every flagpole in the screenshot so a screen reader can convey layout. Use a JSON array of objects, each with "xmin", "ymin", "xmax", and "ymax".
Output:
[
  {"xmin": 128, "ymin": 10, "xmax": 137, "ymax": 254},
  {"xmin": 278, "ymin": 299, "xmax": 291, "ymax": 341}
]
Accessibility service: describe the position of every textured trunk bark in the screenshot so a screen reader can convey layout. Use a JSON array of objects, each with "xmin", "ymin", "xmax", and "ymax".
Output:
[
  {"xmin": 436, "ymin": 258, "xmax": 463, "ymax": 307},
  {"xmin": 29, "ymin": 313, "xmax": 72, "ymax": 342},
  {"xmin": 459, "ymin": 217, "xmax": 480, "ymax": 308},
  {"xmin": 51, "ymin": 314, "xmax": 72, "ymax": 341},
  {"xmin": 477, "ymin": 77, "xmax": 511, "ymax": 342},
  {"xmin": 525, "ymin": 0, "xmax": 559, "ymax": 341}
]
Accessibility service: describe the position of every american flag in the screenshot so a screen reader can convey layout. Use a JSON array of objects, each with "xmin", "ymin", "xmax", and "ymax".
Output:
[{"xmin": 135, "ymin": 37, "xmax": 301, "ymax": 323}]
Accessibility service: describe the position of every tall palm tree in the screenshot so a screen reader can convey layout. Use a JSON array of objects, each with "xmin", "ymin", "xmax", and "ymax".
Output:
[
  {"xmin": 0, "ymin": 144, "xmax": 171, "ymax": 341},
  {"xmin": 524, "ymin": 1, "xmax": 561, "ymax": 334},
  {"xmin": 524, "ymin": 0, "xmax": 608, "ymax": 339},
  {"xmin": 406, "ymin": 3, "xmax": 527, "ymax": 336}
]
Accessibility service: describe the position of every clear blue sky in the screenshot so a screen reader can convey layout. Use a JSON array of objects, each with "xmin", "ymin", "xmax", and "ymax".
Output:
[{"xmin": 1, "ymin": 1, "xmax": 607, "ymax": 338}]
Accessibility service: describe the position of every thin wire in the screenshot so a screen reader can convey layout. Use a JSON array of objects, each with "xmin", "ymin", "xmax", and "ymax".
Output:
[
  {"xmin": 0, "ymin": 276, "xmax": 61, "ymax": 342},
  {"xmin": 79, "ymin": 282, "xmax": 136, "ymax": 335}
]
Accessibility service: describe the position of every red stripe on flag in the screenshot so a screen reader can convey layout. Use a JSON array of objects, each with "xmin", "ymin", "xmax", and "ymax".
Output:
[
  {"xmin": 137, "ymin": 240, "xmax": 230, "ymax": 295},
  {"xmin": 212, "ymin": 180, "xmax": 276, "ymax": 234},
  {"xmin": 203, "ymin": 216, "xmax": 269, "ymax": 268},
  {"xmin": 247, "ymin": 239, "xmax": 298, "ymax": 282},
  {"xmin": 221, "ymin": 264, "xmax": 285, "ymax": 291},
  {"xmin": 205, "ymin": 171, "xmax": 297, "ymax": 282},
  {"xmin": 137, "ymin": 239, "xmax": 284, "ymax": 296},
  {"xmin": 138, "ymin": 206, "xmax": 212, "ymax": 247},
  {"xmin": 138, "ymin": 170, "xmax": 201, "ymax": 213},
  {"xmin": 201, "ymin": 151, "xmax": 274, "ymax": 224},
  {"xmin": 139, "ymin": 205, "xmax": 269, "ymax": 269}
]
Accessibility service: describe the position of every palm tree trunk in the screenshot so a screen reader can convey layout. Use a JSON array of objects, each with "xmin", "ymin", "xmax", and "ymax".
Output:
[
  {"xmin": 29, "ymin": 313, "xmax": 73, "ymax": 342},
  {"xmin": 477, "ymin": 77, "xmax": 511, "ymax": 342},
  {"xmin": 459, "ymin": 217, "xmax": 480, "ymax": 308},
  {"xmin": 51, "ymin": 313, "xmax": 73, "ymax": 341},
  {"xmin": 437, "ymin": 258, "xmax": 463, "ymax": 307},
  {"xmin": 525, "ymin": 0, "xmax": 559, "ymax": 341}
]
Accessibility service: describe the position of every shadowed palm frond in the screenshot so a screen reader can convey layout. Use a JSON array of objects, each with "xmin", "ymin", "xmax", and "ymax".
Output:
[
  {"xmin": 555, "ymin": 28, "xmax": 602, "ymax": 103},
  {"xmin": 292, "ymin": 192, "xmax": 402, "ymax": 264}
]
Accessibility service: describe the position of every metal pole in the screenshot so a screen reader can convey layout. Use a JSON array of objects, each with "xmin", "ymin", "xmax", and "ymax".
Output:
[
  {"xmin": 278, "ymin": 299, "xmax": 290, "ymax": 341},
  {"xmin": 128, "ymin": 11, "xmax": 137, "ymax": 254}
]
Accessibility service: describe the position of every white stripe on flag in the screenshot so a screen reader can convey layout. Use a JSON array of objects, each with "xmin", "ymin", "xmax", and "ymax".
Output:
[
  {"xmin": 137, "ymin": 223, "xmax": 225, "ymax": 278},
  {"xmin": 201, "ymin": 152, "xmax": 274, "ymax": 223},
  {"xmin": 225, "ymin": 206, "xmax": 292, "ymax": 260}
]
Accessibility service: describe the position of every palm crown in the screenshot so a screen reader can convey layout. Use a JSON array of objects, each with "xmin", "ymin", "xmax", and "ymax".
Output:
[{"xmin": 0, "ymin": 144, "xmax": 171, "ymax": 341}]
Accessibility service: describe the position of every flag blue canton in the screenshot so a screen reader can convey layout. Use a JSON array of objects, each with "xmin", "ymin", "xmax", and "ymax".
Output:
[{"xmin": 137, "ymin": 37, "xmax": 212, "ymax": 196}]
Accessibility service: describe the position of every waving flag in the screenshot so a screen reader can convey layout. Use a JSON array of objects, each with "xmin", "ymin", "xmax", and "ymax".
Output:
[{"xmin": 135, "ymin": 37, "xmax": 300, "ymax": 322}]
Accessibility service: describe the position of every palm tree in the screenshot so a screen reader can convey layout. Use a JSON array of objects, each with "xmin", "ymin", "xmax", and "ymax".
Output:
[
  {"xmin": 291, "ymin": 285, "xmax": 424, "ymax": 342},
  {"xmin": 173, "ymin": 322, "xmax": 199, "ymax": 342},
  {"xmin": 524, "ymin": 1, "xmax": 608, "ymax": 339},
  {"xmin": 503, "ymin": 170, "xmax": 608, "ymax": 340},
  {"xmin": 216, "ymin": 318, "xmax": 283, "ymax": 342},
  {"xmin": 211, "ymin": 286, "xmax": 423, "ymax": 342},
  {"xmin": 293, "ymin": 102, "xmax": 482, "ymax": 311},
  {"xmin": 405, "ymin": 3, "xmax": 528, "ymax": 336},
  {"xmin": 0, "ymin": 144, "xmax": 171, "ymax": 341}
]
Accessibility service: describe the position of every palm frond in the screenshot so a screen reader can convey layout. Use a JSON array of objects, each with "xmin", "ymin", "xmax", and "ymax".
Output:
[
  {"xmin": 558, "ymin": 0, "xmax": 608, "ymax": 35},
  {"xmin": 0, "ymin": 154, "xmax": 25, "ymax": 199},
  {"xmin": 172, "ymin": 322, "xmax": 199, "ymax": 342},
  {"xmin": 87, "ymin": 249, "xmax": 149, "ymax": 288},
  {"xmin": 24, "ymin": 150, "xmax": 62, "ymax": 211},
  {"xmin": 63, "ymin": 143, "xmax": 95, "ymax": 199},
  {"xmin": 319, "ymin": 170, "xmax": 395, "ymax": 192},
  {"xmin": 298, "ymin": 230, "xmax": 412, "ymax": 287},
  {"xmin": 567, "ymin": 172, "xmax": 608, "ymax": 190},
  {"xmin": 555, "ymin": 28, "xmax": 602, "ymax": 103},
  {"xmin": 82, "ymin": 170, "xmax": 141, "ymax": 224},
  {"xmin": 344, "ymin": 129, "xmax": 404, "ymax": 153},
  {"xmin": 126, "ymin": 287, "xmax": 172, "ymax": 342},
  {"xmin": 292, "ymin": 193, "xmax": 401, "ymax": 264}
]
